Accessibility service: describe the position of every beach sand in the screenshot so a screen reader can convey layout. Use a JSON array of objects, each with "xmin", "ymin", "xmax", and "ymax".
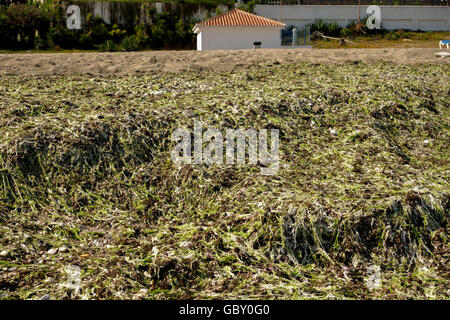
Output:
[{"xmin": 0, "ymin": 48, "xmax": 448, "ymax": 76}]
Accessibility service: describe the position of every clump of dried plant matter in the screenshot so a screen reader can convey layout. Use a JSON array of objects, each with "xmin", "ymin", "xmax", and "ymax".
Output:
[{"xmin": 0, "ymin": 61, "xmax": 448, "ymax": 300}]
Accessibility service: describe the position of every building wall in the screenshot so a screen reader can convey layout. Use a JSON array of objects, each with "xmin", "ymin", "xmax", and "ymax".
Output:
[
  {"xmin": 254, "ymin": 5, "xmax": 450, "ymax": 31},
  {"xmin": 197, "ymin": 32, "xmax": 202, "ymax": 51},
  {"xmin": 197, "ymin": 27, "xmax": 283, "ymax": 51},
  {"xmin": 257, "ymin": 0, "xmax": 447, "ymax": 5}
]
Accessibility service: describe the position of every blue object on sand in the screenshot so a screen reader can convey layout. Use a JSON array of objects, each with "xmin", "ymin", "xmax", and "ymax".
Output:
[{"xmin": 439, "ymin": 40, "xmax": 450, "ymax": 49}]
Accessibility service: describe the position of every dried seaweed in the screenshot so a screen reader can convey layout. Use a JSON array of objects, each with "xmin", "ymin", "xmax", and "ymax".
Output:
[{"xmin": 0, "ymin": 61, "xmax": 448, "ymax": 299}]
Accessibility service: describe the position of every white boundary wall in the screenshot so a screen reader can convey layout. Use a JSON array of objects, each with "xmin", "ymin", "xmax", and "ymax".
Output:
[{"xmin": 254, "ymin": 5, "xmax": 450, "ymax": 31}]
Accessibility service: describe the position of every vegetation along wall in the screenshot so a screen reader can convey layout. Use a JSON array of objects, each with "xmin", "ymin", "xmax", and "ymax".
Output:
[{"xmin": 0, "ymin": 1, "xmax": 234, "ymax": 51}]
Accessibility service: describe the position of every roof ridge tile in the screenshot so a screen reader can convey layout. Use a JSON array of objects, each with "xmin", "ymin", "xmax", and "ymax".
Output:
[{"xmin": 194, "ymin": 8, "xmax": 285, "ymax": 28}]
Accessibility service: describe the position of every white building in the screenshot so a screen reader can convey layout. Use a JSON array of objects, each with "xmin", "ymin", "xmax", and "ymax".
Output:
[{"xmin": 193, "ymin": 9, "xmax": 285, "ymax": 51}]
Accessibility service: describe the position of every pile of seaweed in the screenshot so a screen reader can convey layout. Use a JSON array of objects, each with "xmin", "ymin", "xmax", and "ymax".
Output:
[{"xmin": 0, "ymin": 61, "xmax": 448, "ymax": 299}]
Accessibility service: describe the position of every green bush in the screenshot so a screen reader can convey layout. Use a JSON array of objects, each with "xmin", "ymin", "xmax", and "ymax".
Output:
[
  {"xmin": 0, "ymin": 13, "xmax": 9, "ymax": 47},
  {"xmin": 340, "ymin": 20, "xmax": 361, "ymax": 38},
  {"xmin": 92, "ymin": 21, "xmax": 109, "ymax": 44},
  {"xmin": 327, "ymin": 22, "xmax": 342, "ymax": 37},
  {"xmin": 310, "ymin": 19, "xmax": 342, "ymax": 38},
  {"xmin": 0, "ymin": 2, "xmax": 198, "ymax": 51},
  {"xmin": 46, "ymin": 26, "xmax": 78, "ymax": 49},
  {"xmin": 0, "ymin": 3, "xmax": 50, "ymax": 49},
  {"xmin": 134, "ymin": 23, "xmax": 150, "ymax": 49},
  {"xmin": 338, "ymin": 18, "xmax": 386, "ymax": 39},
  {"xmin": 238, "ymin": 0, "xmax": 255, "ymax": 13},
  {"xmin": 340, "ymin": 28, "xmax": 351, "ymax": 38},
  {"xmin": 121, "ymin": 35, "xmax": 138, "ymax": 52},
  {"xmin": 384, "ymin": 29, "xmax": 410, "ymax": 40},
  {"xmin": 109, "ymin": 24, "xmax": 127, "ymax": 41},
  {"xmin": 402, "ymin": 31, "xmax": 412, "ymax": 39},
  {"xmin": 97, "ymin": 39, "xmax": 118, "ymax": 52}
]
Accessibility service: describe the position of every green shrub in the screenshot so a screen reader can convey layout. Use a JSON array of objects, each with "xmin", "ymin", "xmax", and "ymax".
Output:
[
  {"xmin": 238, "ymin": 0, "xmax": 255, "ymax": 13},
  {"xmin": 0, "ymin": 2, "xmax": 197, "ymax": 51},
  {"xmin": 384, "ymin": 30, "xmax": 408, "ymax": 40},
  {"xmin": 340, "ymin": 28, "xmax": 351, "ymax": 38},
  {"xmin": 77, "ymin": 32, "xmax": 94, "ymax": 49},
  {"xmin": 46, "ymin": 26, "xmax": 78, "ymax": 49},
  {"xmin": 310, "ymin": 19, "xmax": 326, "ymax": 34},
  {"xmin": 310, "ymin": 19, "xmax": 342, "ymax": 38},
  {"xmin": 109, "ymin": 24, "xmax": 127, "ymax": 41},
  {"xmin": 327, "ymin": 22, "xmax": 342, "ymax": 37},
  {"xmin": 97, "ymin": 39, "xmax": 118, "ymax": 52},
  {"xmin": 0, "ymin": 13, "xmax": 10, "ymax": 47},
  {"xmin": 121, "ymin": 35, "xmax": 138, "ymax": 52},
  {"xmin": 134, "ymin": 23, "xmax": 150, "ymax": 49},
  {"xmin": 92, "ymin": 22, "xmax": 109, "ymax": 44},
  {"xmin": 402, "ymin": 31, "xmax": 412, "ymax": 39},
  {"xmin": 340, "ymin": 20, "xmax": 358, "ymax": 38},
  {"xmin": 6, "ymin": 3, "xmax": 49, "ymax": 31},
  {"xmin": 1, "ymin": 3, "xmax": 50, "ymax": 49}
]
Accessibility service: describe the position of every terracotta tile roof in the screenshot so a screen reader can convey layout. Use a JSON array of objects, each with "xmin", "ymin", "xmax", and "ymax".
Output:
[{"xmin": 194, "ymin": 9, "xmax": 285, "ymax": 28}]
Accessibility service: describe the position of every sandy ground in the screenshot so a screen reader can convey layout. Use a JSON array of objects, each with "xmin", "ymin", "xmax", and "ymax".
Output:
[{"xmin": 0, "ymin": 48, "xmax": 448, "ymax": 76}]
